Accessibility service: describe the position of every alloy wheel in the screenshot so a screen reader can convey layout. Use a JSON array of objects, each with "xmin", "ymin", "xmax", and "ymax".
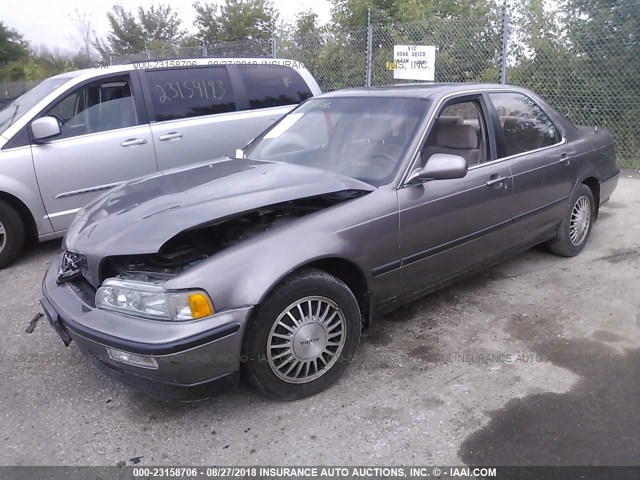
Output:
[
  {"xmin": 267, "ymin": 296, "xmax": 347, "ymax": 384},
  {"xmin": 0, "ymin": 219, "xmax": 6, "ymax": 255},
  {"xmin": 569, "ymin": 195, "xmax": 591, "ymax": 246}
]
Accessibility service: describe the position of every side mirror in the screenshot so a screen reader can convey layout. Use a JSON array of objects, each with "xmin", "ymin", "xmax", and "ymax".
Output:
[
  {"xmin": 31, "ymin": 116, "xmax": 61, "ymax": 142},
  {"xmin": 406, "ymin": 153, "xmax": 468, "ymax": 184},
  {"xmin": 234, "ymin": 148, "xmax": 244, "ymax": 159}
]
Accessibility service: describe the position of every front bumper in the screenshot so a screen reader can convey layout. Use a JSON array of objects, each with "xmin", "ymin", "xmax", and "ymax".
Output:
[{"xmin": 41, "ymin": 254, "xmax": 253, "ymax": 402}]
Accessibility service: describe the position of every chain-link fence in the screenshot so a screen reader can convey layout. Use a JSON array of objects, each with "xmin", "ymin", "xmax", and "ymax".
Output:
[
  {"xmin": 506, "ymin": 1, "xmax": 639, "ymax": 166},
  {"xmin": 0, "ymin": 79, "xmax": 40, "ymax": 108},
  {"xmin": 101, "ymin": 0, "xmax": 640, "ymax": 167}
]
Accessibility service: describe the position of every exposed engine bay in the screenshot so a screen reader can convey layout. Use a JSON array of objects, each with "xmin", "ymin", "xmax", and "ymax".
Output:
[{"xmin": 99, "ymin": 190, "xmax": 368, "ymax": 284}]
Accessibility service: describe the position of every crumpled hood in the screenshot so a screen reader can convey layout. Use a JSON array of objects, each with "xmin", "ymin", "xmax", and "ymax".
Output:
[{"xmin": 64, "ymin": 158, "xmax": 374, "ymax": 257}]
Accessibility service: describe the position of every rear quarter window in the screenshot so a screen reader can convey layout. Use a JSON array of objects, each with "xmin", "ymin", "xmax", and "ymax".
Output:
[
  {"xmin": 489, "ymin": 92, "xmax": 561, "ymax": 157},
  {"xmin": 145, "ymin": 67, "xmax": 236, "ymax": 122},
  {"xmin": 236, "ymin": 65, "xmax": 313, "ymax": 109}
]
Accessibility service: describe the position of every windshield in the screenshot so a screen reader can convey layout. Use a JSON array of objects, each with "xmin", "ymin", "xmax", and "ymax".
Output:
[
  {"xmin": 0, "ymin": 74, "xmax": 78, "ymax": 135},
  {"xmin": 244, "ymin": 97, "xmax": 429, "ymax": 186}
]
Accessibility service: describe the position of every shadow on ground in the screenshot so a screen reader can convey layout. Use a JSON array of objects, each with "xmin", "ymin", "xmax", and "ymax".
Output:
[{"xmin": 459, "ymin": 312, "xmax": 640, "ymax": 466}]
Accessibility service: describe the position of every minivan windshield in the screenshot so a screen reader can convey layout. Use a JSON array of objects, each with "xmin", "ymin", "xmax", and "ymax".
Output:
[
  {"xmin": 0, "ymin": 73, "xmax": 79, "ymax": 135},
  {"xmin": 244, "ymin": 97, "xmax": 429, "ymax": 187}
]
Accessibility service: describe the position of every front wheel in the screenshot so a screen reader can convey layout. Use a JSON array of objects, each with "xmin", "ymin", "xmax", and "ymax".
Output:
[
  {"xmin": 0, "ymin": 200, "xmax": 26, "ymax": 269},
  {"xmin": 546, "ymin": 184, "xmax": 595, "ymax": 257},
  {"xmin": 243, "ymin": 269, "xmax": 361, "ymax": 400}
]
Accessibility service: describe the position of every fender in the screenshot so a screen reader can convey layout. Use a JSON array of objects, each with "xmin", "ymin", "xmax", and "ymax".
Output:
[
  {"xmin": 0, "ymin": 171, "xmax": 53, "ymax": 239},
  {"xmin": 164, "ymin": 190, "xmax": 397, "ymax": 314}
]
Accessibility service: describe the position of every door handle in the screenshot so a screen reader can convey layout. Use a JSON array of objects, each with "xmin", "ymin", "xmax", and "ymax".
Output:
[
  {"xmin": 158, "ymin": 132, "xmax": 184, "ymax": 141},
  {"xmin": 120, "ymin": 138, "xmax": 147, "ymax": 147},
  {"xmin": 486, "ymin": 175, "xmax": 508, "ymax": 188},
  {"xmin": 558, "ymin": 153, "xmax": 572, "ymax": 166}
]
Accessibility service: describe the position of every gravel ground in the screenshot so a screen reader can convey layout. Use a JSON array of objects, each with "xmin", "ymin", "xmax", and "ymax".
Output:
[{"xmin": 0, "ymin": 174, "xmax": 638, "ymax": 467}]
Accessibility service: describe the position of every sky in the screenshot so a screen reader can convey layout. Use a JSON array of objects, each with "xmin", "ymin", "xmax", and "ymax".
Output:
[{"xmin": 2, "ymin": 0, "xmax": 333, "ymax": 53}]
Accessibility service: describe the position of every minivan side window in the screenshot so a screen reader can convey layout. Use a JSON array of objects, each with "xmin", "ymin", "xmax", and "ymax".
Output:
[
  {"xmin": 236, "ymin": 65, "xmax": 313, "ymax": 109},
  {"xmin": 489, "ymin": 93, "xmax": 561, "ymax": 157},
  {"xmin": 42, "ymin": 76, "xmax": 139, "ymax": 140},
  {"xmin": 145, "ymin": 67, "xmax": 235, "ymax": 122}
]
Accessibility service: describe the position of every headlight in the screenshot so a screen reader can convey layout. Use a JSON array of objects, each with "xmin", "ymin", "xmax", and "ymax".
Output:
[{"xmin": 96, "ymin": 278, "xmax": 213, "ymax": 321}]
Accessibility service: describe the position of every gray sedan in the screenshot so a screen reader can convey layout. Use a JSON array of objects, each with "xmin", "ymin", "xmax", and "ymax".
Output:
[{"xmin": 41, "ymin": 83, "xmax": 619, "ymax": 401}]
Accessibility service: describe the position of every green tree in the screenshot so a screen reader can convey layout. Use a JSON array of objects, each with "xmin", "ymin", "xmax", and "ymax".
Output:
[
  {"xmin": 0, "ymin": 22, "xmax": 29, "ymax": 67},
  {"xmin": 138, "ymin": 4, "xmax": 186, "ymax": 49},
  {"xmin": 564, "ymin": 0, "xmax": 640, "ymax": 164},
  {"xmin": 330, "ymin": 0, "xmax": 497, "ymax": 28},
  {"xmin": 277, "ymin": 11, "xmax": 326, "ymax": 81},
  {"xmin": 95, "ymin": 4, "xmax": 185, "ymax": 57},
  {"xmin": 194, "ymin": 0, "xmax": 276, "ymax": 44}
]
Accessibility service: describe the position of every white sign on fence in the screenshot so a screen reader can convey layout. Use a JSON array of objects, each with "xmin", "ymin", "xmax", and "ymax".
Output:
[{"xmin": 393, "ymin": 45, "xmax": 436, "ymax": 81}]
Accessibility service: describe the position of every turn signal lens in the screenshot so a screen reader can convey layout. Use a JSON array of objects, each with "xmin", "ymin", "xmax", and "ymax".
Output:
[
  {"xmin": 166, "ymin": 290, "xmax": 214, "ymax": 320},
  {"xmin": 188, "ymin": 293, "xmax": 213, "ymax": 319}
]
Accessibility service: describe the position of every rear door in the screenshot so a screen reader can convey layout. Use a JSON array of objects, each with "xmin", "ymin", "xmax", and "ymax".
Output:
[
  {"xmin": 487, "ymin": 92, "xmax": 577, "ymax": 242},
  {"xmin": 397, "ymin": 94, "xmax": 518, "ymax": 295},
  {"xmin": 229, "ymin": 65, "xmax": 315, "ymax": 139},
  {"xmin": 140, "ymin": 66, "xmax": 254, "ymax": 170},
  {"xmin": 30, "ymin": 72, "xmax": 156, "ymax": 232}
]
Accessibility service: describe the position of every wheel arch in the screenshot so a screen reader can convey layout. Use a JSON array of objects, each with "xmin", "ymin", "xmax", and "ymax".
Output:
[
  {"xmin": 255, "ymin": 256, "xmax": 371, "ymax": 330},
  {"xmin": 580, "ymin": 176, "xmax": 601, "ymax": 219},
  {"xmin": 0, "ymin": 191, "xmax": 38, "ymax": 242}
]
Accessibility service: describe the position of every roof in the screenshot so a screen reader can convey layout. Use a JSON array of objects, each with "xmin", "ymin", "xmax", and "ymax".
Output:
[
  {"xmin": 318, "ymin": 83, "xmax": 524, "ymax": 99},
  {"xmin": 65, "ymin": 57, "xmax": 308, "ymax": 80}
]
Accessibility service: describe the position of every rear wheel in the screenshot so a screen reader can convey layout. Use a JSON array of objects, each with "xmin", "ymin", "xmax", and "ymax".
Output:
[
  {"xmin": 546, "ymin": 184, "xmax": 594, "ymax": 257},
  {"xmin": 0, "ymin": 200, "xmax": 26, "ymax": 269},
  {"xmin": 243, "ymin": 269, "xmax": 361, "ymax": 400}
]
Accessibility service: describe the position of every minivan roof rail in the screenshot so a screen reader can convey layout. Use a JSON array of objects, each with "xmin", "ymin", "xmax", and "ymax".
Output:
[{"xmin": 125, "ymin": 55, "xmax": 273, "ymax": 64}]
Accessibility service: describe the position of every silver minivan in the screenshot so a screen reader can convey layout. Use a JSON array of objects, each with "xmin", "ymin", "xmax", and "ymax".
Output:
[{"xmin": 0, "ymin": 58, "xmax": 320, "ymax": 267}]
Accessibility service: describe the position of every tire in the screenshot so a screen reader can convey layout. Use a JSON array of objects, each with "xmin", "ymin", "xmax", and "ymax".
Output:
[
  {"xmin": 546, "ymin": 184, "xmax": 595, "ymax": 257},
  {"xmin": 243, "ymin": 269, "xmax": 361, "ymax": 400},
  {"xmin": 0, "ymin": 200, "xmax": 26, "ymax": 269}
]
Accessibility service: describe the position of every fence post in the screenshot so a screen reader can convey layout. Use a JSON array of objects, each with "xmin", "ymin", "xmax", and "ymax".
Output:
[
  {"xmin": 499, "ymin": 0, "xmax": 509, "ymax": 84},
  {"xmin": 271, "ymin": 18, "xmax": 277, "ymax": 58},
  {"xmin": 201, "ymin": 38, "xmax": 208, "ymax": 57},
  {"xmin": 365, "ymin": 7, "xmax": 373, "ymax": 87}
]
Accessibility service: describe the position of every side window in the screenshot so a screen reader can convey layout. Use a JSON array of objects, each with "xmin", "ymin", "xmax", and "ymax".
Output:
[
  {"xmin": 489, "ymin": 93, "xmax": 561, "ymax": 157},
  {"xmin": 43, "ymin": 76, "xmax": 139, "ymax": 140},
  {"xmin": 145, "ymin": 67, "xmax": 235, "ymax": 122},
  {"xmin": 47, "ymin": 92, "xmax": 79, "ymax": 123},
  {"xmin": 422, "ymin": 99, "xmax": 488, "ymax": 167},
  {"xmin": 237, "ymin": 66, "xmax": 313, "ymax": 109}
]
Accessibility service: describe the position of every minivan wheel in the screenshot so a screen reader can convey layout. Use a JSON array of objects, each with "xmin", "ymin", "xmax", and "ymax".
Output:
[
  {"xmin": 0, "ymin": 200, "xmax": 26, "ymax": 269},
  {"xmin": 546, "ymin": 184, "xmax": 594, "ymax": 257},
  {"xmin": 243, "ymin": 269, "xmax": 361, "ymax": 400}
]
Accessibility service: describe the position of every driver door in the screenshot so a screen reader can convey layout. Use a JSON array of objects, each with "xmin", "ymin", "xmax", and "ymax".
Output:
[
  {"xmin": 397, "ymin": 94, "xmax": 517, "ymax": 294},
  {"xmin": 30, "ymin": 72, "xmax": 157, "ymax": 233}
]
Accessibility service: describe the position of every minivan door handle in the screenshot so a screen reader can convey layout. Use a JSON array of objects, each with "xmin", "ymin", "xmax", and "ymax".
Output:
[
  {"xmin": 486, "ymin": 175, "xmax": 508, "ymax": 188},
  {"xmin": 158, "ymin": 132, "xmax": 184, "ymax": 141},
  {"xmin": 120, "ymin": 138, "xmax": 147, "ymax": 147}
]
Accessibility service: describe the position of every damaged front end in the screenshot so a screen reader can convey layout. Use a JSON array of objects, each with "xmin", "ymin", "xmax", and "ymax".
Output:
[
  {"xmin": 100, "ymin": 190, "xmax": 367, "ymax": 281},
  {"xmin": 63, "ymin": 190, "xmax": 369, "ymax": 317}
]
